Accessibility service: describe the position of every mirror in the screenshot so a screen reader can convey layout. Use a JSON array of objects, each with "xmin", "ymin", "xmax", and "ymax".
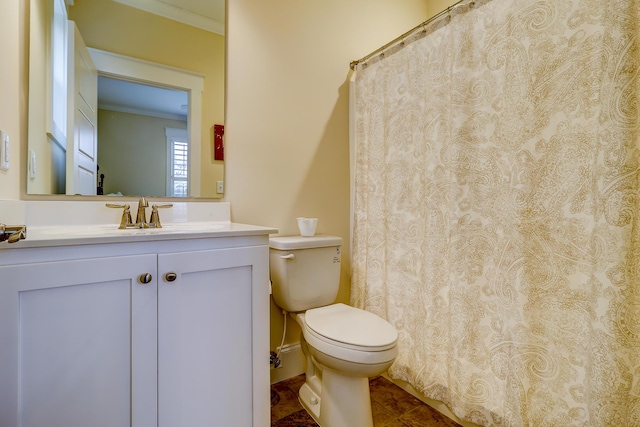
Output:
[{"xmin": 27, "ymin": 0, "xmax": 225, "ymax": 198}]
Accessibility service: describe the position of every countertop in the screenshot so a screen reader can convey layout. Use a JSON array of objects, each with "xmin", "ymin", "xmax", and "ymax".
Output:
[{"xmin": 2, "ymin": 222, "xmax": 278, "ymax": 249}]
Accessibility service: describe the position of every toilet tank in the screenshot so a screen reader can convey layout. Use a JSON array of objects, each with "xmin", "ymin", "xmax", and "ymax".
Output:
[{"xmin": 269, "ymin": 236, "xmax": 342, "ymax": 312}]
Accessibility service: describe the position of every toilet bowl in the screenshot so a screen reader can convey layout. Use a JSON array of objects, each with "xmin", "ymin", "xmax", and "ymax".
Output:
[
  {"xmin": 269, "ymin": 236, "xmax": 398, "ymax": 427},
  {"xmin": 301, "ymin": 303, "xmax": 397, "ymax": 368}
]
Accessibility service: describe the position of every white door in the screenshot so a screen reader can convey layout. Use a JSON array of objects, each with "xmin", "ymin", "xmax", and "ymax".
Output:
[
  {"xmin": 0, "ymin": 255, "xmax": 158, "ymax": 427},
  {"xmin": 66, "ymin": 21, "xmax": 98, "ymax": 195},
  {"xmin": 157, "ymin": 246, "xmax": 270, "ymax": 427}
]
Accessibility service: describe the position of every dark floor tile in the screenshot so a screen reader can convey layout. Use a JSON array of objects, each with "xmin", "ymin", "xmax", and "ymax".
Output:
[
  {"xmin": 271, "ymin": 409, "xmax": 318, "ymax": 427},
  {"xmin": 271, "ymin": 381, "xmax": 304, "ymax": 422},
  {"xmin": 371, "ymin": 399, "xmax": 397, "ymax": 426},
  {"xmin": 399, "ymin": 404, "xmax": 462, "ymax": 427},
  {"xmin": 282, "ymin": 373, "xmax": 306, "ymax": 394},
  {"xmin": 381, "ymin": 420, "xmax": 411, "ymax": 427},
  {"xmin": 370, "ymin": 376, "xmax": 423, "ymax": 414}
]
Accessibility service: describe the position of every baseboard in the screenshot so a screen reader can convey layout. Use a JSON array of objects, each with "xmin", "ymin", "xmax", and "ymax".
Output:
[{"xmin": 270, "ymin": 342, "xmax": 305, "ymax": 384}]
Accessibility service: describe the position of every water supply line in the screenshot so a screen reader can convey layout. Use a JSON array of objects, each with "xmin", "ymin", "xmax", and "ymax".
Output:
[{"xmin": 270, "ymin": 309, "xmax": 288, "ymax": 369}]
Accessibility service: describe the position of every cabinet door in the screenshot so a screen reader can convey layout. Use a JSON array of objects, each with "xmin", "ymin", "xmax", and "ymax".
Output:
[
  {"xmin": 158, "ymin": 246, "xmax": 269, "ymax": 427},
  {"xmin": 0, "ymin": 255, "xmax": 158, "ymax": 427}
]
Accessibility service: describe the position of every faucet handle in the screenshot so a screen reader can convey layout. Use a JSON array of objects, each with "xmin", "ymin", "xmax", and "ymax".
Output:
[
  {"xmin": 149, "ymin": 204, "xmax": 173, "ymax": 228},
  {"xmin": 7, "ymin": 226, "xmax": 27, "ymax": 243},
  {"xmin": 0, "ymin": 224, "xmax": 27, "ymax": 243},
  {"xmin": 106, "ymin": 203, "xmax": 133, "ymax": 229}
]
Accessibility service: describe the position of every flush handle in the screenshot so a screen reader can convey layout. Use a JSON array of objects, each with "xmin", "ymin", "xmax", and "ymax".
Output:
[
  {"xmin": 280, "ymin": 254, "xmax": 295, "ymax": 260},
  {"xmin": 139, "ymin": 273, "xmax": 153, "ymax": 284}
]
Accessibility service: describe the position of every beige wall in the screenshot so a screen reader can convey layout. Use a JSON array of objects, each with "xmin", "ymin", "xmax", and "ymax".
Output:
[
  {"xmin": 428, "ymin": 0, "xmax": 460, "ymax": 14},
  {"xmin": 226, "ymin": 0, "xmax": 436, "ymax": 352},
  {"xmin": 0, "ymin": 0, "xmax": 24, "ymax": 200}
]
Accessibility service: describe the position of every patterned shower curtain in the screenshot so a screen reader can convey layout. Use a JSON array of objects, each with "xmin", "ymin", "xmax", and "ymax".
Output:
[{"xmin": 350, "ymin": 0, "xmax": 640, "ymax": 425}]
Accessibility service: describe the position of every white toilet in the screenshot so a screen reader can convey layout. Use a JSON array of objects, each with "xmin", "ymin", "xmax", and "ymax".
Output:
[{"xmin": 269, "ymin": 235, "xmax": 398, "ymax": 427}]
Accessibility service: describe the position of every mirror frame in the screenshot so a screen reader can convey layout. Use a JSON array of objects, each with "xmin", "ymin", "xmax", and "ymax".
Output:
[{"xmin": 87, "ymin": 48, "xmax": 205, "ymax": 197}]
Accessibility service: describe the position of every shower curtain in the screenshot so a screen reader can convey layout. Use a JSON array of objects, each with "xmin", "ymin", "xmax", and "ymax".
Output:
[{"xmin": 350, "ymin": 0, "xmax": 640, "ymax": 425}]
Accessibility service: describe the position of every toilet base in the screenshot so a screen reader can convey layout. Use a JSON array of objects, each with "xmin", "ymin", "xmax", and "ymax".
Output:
[
  {"xmin": 298, "ymin": 381, "xmax": 321, "ymax": 423},
  {"xmin": 298, "ymin": 368, "xmax": 373, "ymax": 427}
]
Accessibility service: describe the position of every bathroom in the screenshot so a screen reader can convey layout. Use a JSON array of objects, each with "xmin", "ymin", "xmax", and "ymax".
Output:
[{"xmin": 2, "ymin": 0, "xmax": 638, "ymax": 426}]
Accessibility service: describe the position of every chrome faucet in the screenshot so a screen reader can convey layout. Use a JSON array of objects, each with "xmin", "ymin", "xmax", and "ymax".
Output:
[{"xmin": 0, "ymin": 223, "xmax": 27, "ymax": 243}]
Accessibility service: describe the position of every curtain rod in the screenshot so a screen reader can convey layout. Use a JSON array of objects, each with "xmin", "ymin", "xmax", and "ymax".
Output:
[{"xmin": 350, "ymin": 0, "xmax": 470, "ymax": 70}]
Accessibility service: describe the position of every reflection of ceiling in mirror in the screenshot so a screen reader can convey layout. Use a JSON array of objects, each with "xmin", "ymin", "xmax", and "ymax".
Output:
[
  {"xmin": 112, "ymin": 0, "xmax": 225, "ymax": 34},
  {"xmin": 98, "ymin": 76, "xmax": 188, "ymax": 121}
]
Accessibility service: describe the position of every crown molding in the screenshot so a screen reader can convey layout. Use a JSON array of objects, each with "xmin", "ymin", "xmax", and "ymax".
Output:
[{"xmin": 112, "ymin": 0, "xmax": 224, "ymax": 35}]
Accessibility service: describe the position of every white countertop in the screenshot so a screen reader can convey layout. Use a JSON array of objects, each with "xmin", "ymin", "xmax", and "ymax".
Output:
[
  {"xmin": 6, "ymin": 222, "xmax": 278, "ymax": 249},
  {"xmin": 0, "ymin": 200, "xmax": 278, "ymax": 249}
]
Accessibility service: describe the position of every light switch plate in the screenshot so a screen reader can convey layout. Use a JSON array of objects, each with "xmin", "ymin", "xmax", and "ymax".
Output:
[
  {"xmin": 216, "ymin": 181, "xmax": 224, "ymax": 194},
  {"xmin": 0, "ymin": 130, "xmax": 9, "ymax": 171},
  {"xmin": 29, "ymin": 150, "xmax": 37, "ymax": 179}
]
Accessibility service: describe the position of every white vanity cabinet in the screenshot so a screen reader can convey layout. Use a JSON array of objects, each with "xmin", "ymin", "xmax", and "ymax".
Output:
[{"xmin": 0, "ymin": 235, "xmax": 271, "ymax": 427}]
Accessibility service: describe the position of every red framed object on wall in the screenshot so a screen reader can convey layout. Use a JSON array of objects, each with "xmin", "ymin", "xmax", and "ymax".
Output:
[{"xmin": 214, "ymin": 124, "xmax": 224, "ymax": 161}]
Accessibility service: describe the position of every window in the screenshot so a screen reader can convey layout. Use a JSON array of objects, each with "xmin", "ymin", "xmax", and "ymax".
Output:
[{"xmin": 166, "ymin": 128, "xmax": 189, "ymax": 197}]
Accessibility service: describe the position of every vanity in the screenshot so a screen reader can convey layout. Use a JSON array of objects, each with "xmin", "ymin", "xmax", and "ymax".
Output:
[{"xmin": 0, "ymin": 200, "xmax": 276, "ymax": 427}]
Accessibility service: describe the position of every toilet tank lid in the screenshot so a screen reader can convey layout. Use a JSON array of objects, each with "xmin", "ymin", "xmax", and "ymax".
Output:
[{"xmin": 269, "ymin": 235, "xmax": 343, "ymax": 250}]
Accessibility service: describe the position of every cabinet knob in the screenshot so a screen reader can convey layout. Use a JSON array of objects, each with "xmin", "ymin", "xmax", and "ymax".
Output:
[
  {"xmin": 139, "ymin": 273, "xmax": 153, "ymax": 284},
  {"xmin": 164, "ymin": 272, "xmax": 178, "ymax": 282}
]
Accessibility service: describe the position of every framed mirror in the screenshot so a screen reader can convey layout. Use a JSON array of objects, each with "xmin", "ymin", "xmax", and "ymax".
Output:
[{"xmin": 27, "ymin": 0, "xmax": 225, "ymax": 198}]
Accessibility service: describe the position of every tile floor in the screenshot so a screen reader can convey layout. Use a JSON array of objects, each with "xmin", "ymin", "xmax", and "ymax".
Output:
[{"xmin": 271, "ymin": 374, "xmax": 462, "ymax": 427}]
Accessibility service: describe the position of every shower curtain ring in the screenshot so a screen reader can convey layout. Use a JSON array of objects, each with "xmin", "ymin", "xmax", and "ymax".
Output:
[{"xmin": 449, "ymin": 3, "xmax": 462, "ymax": 19}]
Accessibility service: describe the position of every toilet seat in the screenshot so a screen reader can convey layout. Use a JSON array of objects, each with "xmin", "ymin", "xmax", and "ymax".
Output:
[{"xmin": 300, "ymin": 304, "xmax": 398, "ymax": 364}]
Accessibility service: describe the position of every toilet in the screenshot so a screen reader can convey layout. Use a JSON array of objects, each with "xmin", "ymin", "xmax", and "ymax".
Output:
[{"xmin": 269, "ymin": 235, "xmax": 398, "ymax": 427}]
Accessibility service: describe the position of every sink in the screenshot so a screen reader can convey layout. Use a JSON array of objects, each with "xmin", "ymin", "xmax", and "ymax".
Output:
[
  {"xmin": 156, "ymin": 222, "xmax": 226, "ymax": 232},
  {"xmin": 146, "ymin": 222, "xmax": 227, "ymax": 234},
  {"xmin": 33, "ymin": 225, "xmax": 118, "ymax": 236},
  {"xmin": 29, "ymin": 222, "xmax": 228, "ymax": 239}
]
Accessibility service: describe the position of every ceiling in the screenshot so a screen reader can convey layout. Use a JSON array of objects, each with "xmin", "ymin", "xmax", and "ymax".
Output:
[
  {"xmin": 98, "ymin": 0, "xmax": 223, "ymax": 121},
  {"xmin": 98, "ymin": 76, "xmax": 189, "ymax": 121}
]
